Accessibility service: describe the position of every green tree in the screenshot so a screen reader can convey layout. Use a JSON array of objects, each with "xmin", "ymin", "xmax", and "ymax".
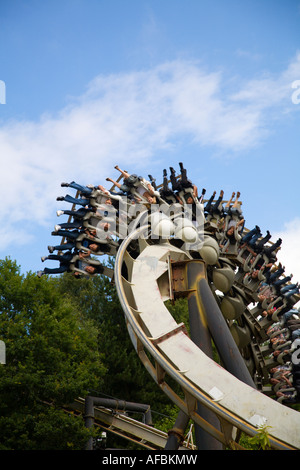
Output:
[
  {"xmin": 0, "ymin": 257, "xmax": 199, "ymax": 449},
  {"xmin": 55, "ymin": 268, "xmax": 189, "ymax": 433},
  {"xmin": 56, "ymin": 268, "xmax": 172, "ymax": 409},
  {"xmin": 0, "ymin": 258, "xmax": 105, "ymax": 450}
]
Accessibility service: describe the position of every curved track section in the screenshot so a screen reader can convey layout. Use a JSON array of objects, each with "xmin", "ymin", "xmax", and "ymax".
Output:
[
  {"xmin": 40, "ymin": 166, "xmax": 300, "ymax": 450},
  {"xmin": 114, "ymin": 225, "xmax": 300, "ymax": 450}
]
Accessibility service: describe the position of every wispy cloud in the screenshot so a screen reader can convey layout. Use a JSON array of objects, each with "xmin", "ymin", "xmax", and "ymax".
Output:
[
  {"xmin": 1, "ymin": 55, "xmax": 300, "ymax": 250},
  {"xmin": 230, "ymin": 51, "xmax": 300, "ymax": 110},
  {"xmin": 272, "ymin": 218, "xmax": 300, "ymax": 300},
  {"xmin": 235, "ymin": 49, "xmax": 263, "ymax": 62}
]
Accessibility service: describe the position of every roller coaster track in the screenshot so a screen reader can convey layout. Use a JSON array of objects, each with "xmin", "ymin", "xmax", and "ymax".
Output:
[
  {"xmin": 66, "ymin": 397, "xmax": 194, "ymax": 450},
  {"xmin": 44, "ymin": 168, "xmax": 300, "ymax": 450},
  {"xmin": 113, "ymin": 225, "xmax": 300, "ymax": 450}
]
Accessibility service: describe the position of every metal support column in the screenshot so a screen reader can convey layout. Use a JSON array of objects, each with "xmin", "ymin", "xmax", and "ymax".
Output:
[
  {"xmin": 186, "ymin": 260, "xmax": 223, "ymax": 450},
  {"xmin": 171, "ymin": 259, "xmax": 222, "ymax": 450},
  {"xmin": 197, "ymin": 277, "xmax": 256, "ymax": 389},
  {"xmin": 164, "ymin": 410, "xmax": 190, "ymax": 450}
]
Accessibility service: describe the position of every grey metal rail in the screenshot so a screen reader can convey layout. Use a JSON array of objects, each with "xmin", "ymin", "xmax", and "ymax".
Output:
[{"xmin": 114, "ymin": 225, "xmax": 300, "ymax": 450}]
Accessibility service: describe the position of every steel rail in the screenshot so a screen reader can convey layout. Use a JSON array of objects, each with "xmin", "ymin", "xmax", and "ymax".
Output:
[{"xmin": 114, "ymin": 225, "xmax": 300, "ymax": 450}]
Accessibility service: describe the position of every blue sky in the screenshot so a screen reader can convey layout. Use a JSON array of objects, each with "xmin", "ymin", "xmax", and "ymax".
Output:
[{"xmin": 1, "ymin": 0, "xmax": 300, "ymax": 281}]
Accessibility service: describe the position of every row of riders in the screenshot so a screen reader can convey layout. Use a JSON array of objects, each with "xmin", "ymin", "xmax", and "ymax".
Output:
[{"xmin": 37, "ymin": 163, "xmax": 300, "ymax": 405}]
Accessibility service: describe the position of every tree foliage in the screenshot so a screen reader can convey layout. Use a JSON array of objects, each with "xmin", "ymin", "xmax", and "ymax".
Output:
[
  {"xmin": 0, "ymin": 257, "xmax": 184, "ymax": 449},
  {"xmin": 0, "ymin": 258, "xmax": 105, "ymax": 449},
  {"xmin": 0, "ymin": 256, "xmax": 243, "ymax": 450},
  {"xmin": 56, "ymin": 265, "xmax": 175, "ymax": 412}
]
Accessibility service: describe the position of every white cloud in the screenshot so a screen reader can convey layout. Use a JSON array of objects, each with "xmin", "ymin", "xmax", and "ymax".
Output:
[
  {"xmin": 272, "ymin": 218, "xmax": 300, "ymax": 286},
  {"xmin": 230, "ymin": 51, "xmax": 300, "ymax": 111},
  {"xmin": 1, "ymin": 56, "xmax": 300, "ymax": 250}
]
